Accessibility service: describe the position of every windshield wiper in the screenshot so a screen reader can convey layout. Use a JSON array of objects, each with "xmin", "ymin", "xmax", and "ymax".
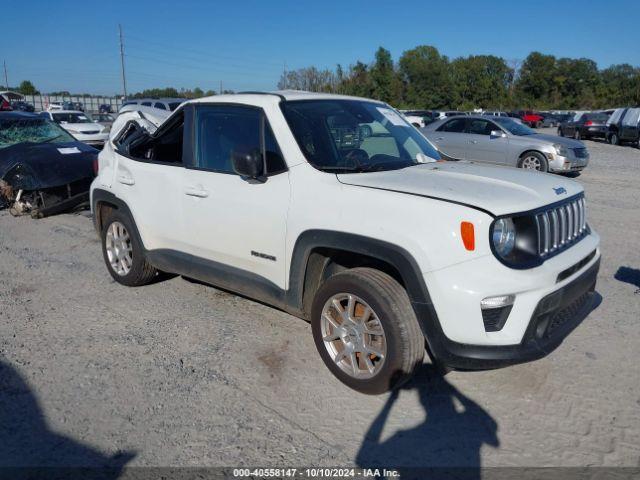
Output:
[{"xmin": 41, "ymin": 134, "xmax": 64, "ymax": 143}]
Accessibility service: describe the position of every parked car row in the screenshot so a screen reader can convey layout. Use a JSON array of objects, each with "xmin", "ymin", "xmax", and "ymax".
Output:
[{"xmin": 119, "ymin": 97, "xmax": 185, "ymax": 112}]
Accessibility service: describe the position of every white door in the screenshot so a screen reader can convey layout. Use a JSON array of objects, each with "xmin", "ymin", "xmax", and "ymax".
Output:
[
  {"xmin": 111, "ymin": 114, "xmax": 186, "ymax": 251},
  {"xmin": 180, "ymin": 104, "xmax": 290, "ymax": 289}
]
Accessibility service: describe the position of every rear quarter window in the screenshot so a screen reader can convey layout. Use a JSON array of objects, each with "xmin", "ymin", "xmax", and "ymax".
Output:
[{"xmin": 438, "ymin": 118, "xmax": 466, "ymax": 133}]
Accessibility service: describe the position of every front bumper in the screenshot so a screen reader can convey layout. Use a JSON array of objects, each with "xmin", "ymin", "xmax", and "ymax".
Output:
[
  {"xmin": 549, "ymin": 150, "xmax": 590, "ymax": 172},
  {"xmin": 417, "ymin": 233, "xmax": 601, "ymax": 370},
  {"xmin": 418, "ymin": 257, "xmax": 599, "ymax": 369}
]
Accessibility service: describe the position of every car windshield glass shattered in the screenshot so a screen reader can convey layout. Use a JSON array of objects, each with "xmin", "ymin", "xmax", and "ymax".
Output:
[
  {"xmin": 52, "ymin": 113, "xmax": 93, "ymax": 123},
  {"xmin": 0, "ymin": 118, "xmax": 76, "ymax": 149},
  {"xmin": 493, "ymin": 117, "xmax": 536, "ymax": 136},
  {"xmin": 282, "ymin": 99, "xmax": 441, "ymax": 173}
]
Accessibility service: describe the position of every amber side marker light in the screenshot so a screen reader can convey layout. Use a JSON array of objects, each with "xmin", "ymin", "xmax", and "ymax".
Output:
[{"xmin": 461, "ymin": 221, "xmax": 475, "ymax": 251}]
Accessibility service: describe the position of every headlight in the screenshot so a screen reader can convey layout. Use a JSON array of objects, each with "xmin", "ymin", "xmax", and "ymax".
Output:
[
  {"xmin": 492, "ymin": 218, "xmax": 516, "ymax": 257},
  {"xmin": 490, "ymin": 215, "xmax": 540, "ymax": 268},
  {"xmin": 553, "ymin": 143, "xmax": 569, "ymax": 157}
]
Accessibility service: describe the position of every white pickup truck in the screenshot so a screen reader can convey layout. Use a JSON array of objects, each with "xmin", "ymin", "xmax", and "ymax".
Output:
[{"xmin": 91, "ymin": 91, "xmax": 600, "ymax": 394}]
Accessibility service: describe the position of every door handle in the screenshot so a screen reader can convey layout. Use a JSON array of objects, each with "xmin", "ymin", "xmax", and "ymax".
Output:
[
  {"xmin": 117, "ymin": 174, "xmax": 135, "ymax": 185},
  {"xmin": 469, "ymin": 140, "xmax": 478, "ymax": 144},
  {"xmin": 434, "ymin": 137, "xmax": 444, "ymax": 141},
  {"xmin": 184, "ymin": 186, "xmax": 209, "ymax": 198}
]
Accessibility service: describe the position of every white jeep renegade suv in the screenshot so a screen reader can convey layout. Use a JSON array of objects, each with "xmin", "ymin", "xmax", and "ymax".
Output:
[{"xmin": 91, "ymin": 91, "xmax": 601, "ymax": 394}]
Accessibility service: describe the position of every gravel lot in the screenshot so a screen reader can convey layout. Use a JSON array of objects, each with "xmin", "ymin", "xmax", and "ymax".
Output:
[{"xmin": 1, "ymin": 130, "xmax": 639, "ymax": 473}]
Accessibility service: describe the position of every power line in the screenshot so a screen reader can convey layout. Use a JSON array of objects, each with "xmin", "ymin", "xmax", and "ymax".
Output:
[
  {"xmin": 124, "ymin": 33, "xmax": 285, "ymax": 69},
  {"xmin": 124, "ymin": 53, "xmax": 280, "ymax": 80}
]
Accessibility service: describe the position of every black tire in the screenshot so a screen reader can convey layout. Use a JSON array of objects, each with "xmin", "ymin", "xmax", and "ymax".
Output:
[
  {"xmin": 311, "ymin": 267, "xmax": 424, "ymax": 394},
  {"xmin": 101, "ymin": 209, "xmax": 158, "ymax": 286},
  {"xmin": 574, "ymin": 130, "xmax": 581, "ymax": 140},
  {"xmin": 558, "ymin": 128, "xmax": 564, "ymax": 137},
  {"xmin": 518, "ymin": 151, "xmax": 548, "ymax": 172},
  {"xmin": 610, "ymin": 133, "xmax": 619, "ymax": 145}
]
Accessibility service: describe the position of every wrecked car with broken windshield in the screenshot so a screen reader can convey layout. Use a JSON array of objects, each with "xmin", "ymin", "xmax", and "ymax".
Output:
[{"xmin": 0, "ymin": 111, "xmax": 97, "ymax": 218}]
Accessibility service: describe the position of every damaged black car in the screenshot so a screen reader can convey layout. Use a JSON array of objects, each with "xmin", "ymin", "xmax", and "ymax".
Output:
[{"xmin": 0, "ymin": 112, "xmax": 97, "ymax": 218}]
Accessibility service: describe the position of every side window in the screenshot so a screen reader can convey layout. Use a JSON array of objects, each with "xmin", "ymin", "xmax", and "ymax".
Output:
[
  {"xmin": 437, "ymin": 118, "xmax": 466, "ymax": 133},
  {"xmin": 154, "ymin": 102, "xmax": 167, "ymax": 110},
  {"xmin": 195, "ymin": 105, "xmax": 286, "ymax": 175},
  {"xmin": 124, "ymin": 110, "xmax": 184, "ymax": 165},
  {"xmin": 467, "ymin": 119, "xmax": 495, "ymax": 135},
  {"xmin": 141, "ymin": 101, "xmax": 151, "ymax": 107}
]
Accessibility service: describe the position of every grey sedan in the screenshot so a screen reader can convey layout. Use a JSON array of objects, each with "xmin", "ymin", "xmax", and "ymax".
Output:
[{"xmin": 421, "ymin": 115, "xmax": 589, "ymax": 173}]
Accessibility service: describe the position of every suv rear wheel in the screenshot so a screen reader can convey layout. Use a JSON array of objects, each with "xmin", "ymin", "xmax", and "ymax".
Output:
[
  {"xmin": 101, "ymin": 210, "xmax": 158, "ymax": 286},
  {"xmin": 610, "ymin": 133, "xmax": 619, "ymax": 145},
  {"xmin": 311, "ymin": 268, "xmax": 424, "ymax": 394}
]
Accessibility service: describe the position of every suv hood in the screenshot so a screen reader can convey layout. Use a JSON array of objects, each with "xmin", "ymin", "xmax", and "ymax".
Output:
[{"xmin": 337, "ymin": 161, "xmax": 583, "ymax": 216}]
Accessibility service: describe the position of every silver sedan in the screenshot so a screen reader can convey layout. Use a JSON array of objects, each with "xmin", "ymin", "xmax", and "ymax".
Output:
[{"xmin": 421, "ymin": 115, "xmax": 589, "ymax": 173}]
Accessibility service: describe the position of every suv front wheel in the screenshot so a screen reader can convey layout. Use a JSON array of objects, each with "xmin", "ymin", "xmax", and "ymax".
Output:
[
  {"xmin": 101, "ymin": 210, "xmax": 159, "ymax": 286},
  {"xmin": 311, "ymin": 268, "xmax": 424, "ymax": 394}
]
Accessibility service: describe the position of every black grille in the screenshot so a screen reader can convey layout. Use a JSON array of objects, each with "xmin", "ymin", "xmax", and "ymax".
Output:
[
  {"xmin": 525, "ymin": 259, "xmax": 599, "ymax": 345},
  {"xmin": 573, "ymin": 148, "xmax": 588, "ymax": 158},
  {"xmin": 482, "ymin": 305, "xmax": 513, "ymax": 332},
  {"xmin": 544, "ymin": 290, "xmax": 592, "ymax": 339}
]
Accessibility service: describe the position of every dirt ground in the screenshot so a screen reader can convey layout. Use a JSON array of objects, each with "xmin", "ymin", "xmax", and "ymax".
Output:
[{"xmin": 0, "ymin": 130, "xmax": 639, "ymax": 472}]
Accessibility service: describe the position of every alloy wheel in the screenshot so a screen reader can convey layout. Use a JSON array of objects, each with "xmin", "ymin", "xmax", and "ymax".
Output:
[
  {"xmin": 320, "ymin": 293, "xmax": 387, "ymax": 379},
  {"xmin": 105, "ymin": 221, "xmax": 133, "ymax": 276},
  {"xmin": 521, "ymin": 155, "xmax": 542, "ymax": 170}
]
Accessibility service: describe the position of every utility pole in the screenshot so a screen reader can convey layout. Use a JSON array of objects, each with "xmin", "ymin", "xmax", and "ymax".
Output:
[
  {"xmin": 3, "ymin": 60, "xmax": 8, "ymax": 89},
  {"xmin": 219, "ymin": 80, "xmax": 222, "ymax": 94},
  {"xmin": 283, "ymin": 61, "xmax": 287, "ymax": 89},
  {"xmin": 118, "ymin": 24, "xmax": 128, "ymax": 99}
]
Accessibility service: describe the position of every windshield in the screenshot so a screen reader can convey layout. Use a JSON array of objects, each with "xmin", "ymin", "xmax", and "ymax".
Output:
[
  {"xmin": 493, "ymin": 117, "xmax": 536, "ymax": 136},
  {"xmin": 0, "ymin": 118, "xmax": 76, "ymax": 149},
  {"xmin": 52, "ymin": 112, "xmax": 93, "ymax": 124},
  {"xmin": 282, "ymin": 100, "xmax": 440, "ymax": 172}
]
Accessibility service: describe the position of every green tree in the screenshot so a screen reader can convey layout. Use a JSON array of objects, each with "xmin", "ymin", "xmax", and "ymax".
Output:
[
  {"xmin": 339, "ymin": 61, "xmax": 373, "ymax": 98},
  {"xmin": 451, "ymin": 55, "xmax": 512, "ymax": 109},
  {"xmin": 514, "ymin": 52, "xmax": 557, "ymax": 107},
  {"xmin": 17, "ymin": 80, "xmax": 39, "ymax": 95},
  {"xmin": 398, "ymin": 46, "xmax": 452, "ymax": 109},
  {"xmin": 369, "ymin": 47, "xmax": 403, "ymax": 105}
]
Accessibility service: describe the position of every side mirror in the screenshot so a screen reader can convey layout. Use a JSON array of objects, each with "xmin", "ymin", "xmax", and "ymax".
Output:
[
  {"xmin": 490, "ymin": 130, "xmax": 506, "ymax": 138},
  {"xmin": 232, "ymin": 148, "xmax": 264, "ymax": 181}
]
